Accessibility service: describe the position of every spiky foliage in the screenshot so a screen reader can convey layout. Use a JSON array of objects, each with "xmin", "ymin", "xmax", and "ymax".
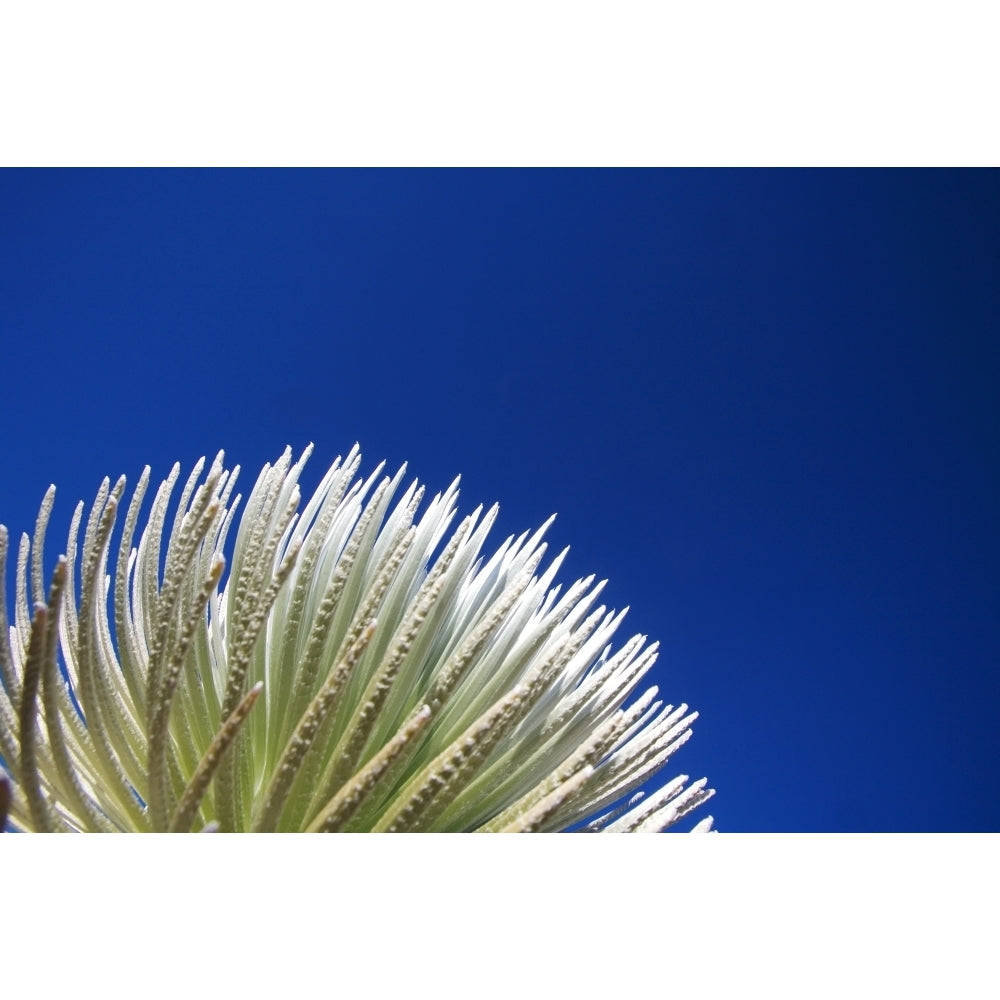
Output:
[{"xmin": 0, "ymin": 445, "xmax": 714, "ymax": 832}]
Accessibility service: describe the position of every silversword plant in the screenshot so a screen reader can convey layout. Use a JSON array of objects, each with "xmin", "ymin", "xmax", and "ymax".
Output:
[{"xmin": 0, "ymin": 445, "xmax": 714, "ymax": 832}]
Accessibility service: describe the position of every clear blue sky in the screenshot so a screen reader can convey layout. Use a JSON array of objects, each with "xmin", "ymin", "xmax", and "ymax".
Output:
[{"xmin": 1, "ymin": 168, "xmax": 997, "ymax": 831}]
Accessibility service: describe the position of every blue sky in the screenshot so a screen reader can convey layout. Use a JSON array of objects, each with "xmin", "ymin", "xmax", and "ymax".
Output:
[{"xmin": 1, "ymin": 168, "xmax": 997, "ymax": 832}]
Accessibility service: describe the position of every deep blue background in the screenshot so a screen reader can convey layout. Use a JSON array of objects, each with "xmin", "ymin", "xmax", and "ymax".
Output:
[{"xmin": 1, "ymin": 169, "xmax": 997, "ymax": 832}]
